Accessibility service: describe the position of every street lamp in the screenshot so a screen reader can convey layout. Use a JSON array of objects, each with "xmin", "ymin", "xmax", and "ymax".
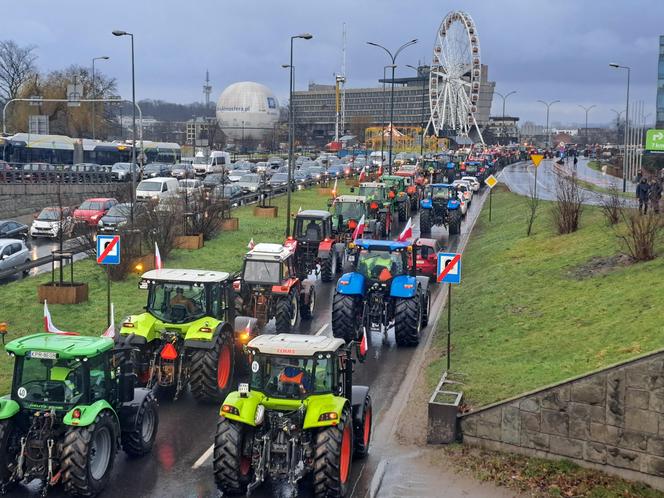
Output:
[
  {"xmin": 380, "ymin": 64, "xmax": 395, "ymax": 162},
  {"xmin": 577, "ymin": 104, "xmax": 596, "ymax": 145},
  {"xmin": 609, "ymin": 62, "xmax": 631, "ymax": 192},
  {"xmin": 286, "ymin": 33, "xmax": 313, "ymax": 237},
  {"xmin": 406, "ymin": 64, "xmax": 428, "ymax": 156},
  {"xmin": 91, "ymin": 56, "xmax": 109, "ymax": 140},
  {"xmin": 367, "ymin": 39, "xmax": 418, "ymax": 174},
  {"xmin": 112, "ymin": 29, "xmax": 137, "ymax": 221},
  {"xmin": 494, "ymin": 90, "xmax": 516, "ymax": 145},
  {"xmin": 537, "ymin": 99, "xmax": 560, "ymax": 150}
]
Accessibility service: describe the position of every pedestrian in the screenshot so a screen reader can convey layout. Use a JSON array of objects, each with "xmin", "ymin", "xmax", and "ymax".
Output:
[
  {"xmin": 649, "ymin": 178, "xmax": 662, "ymax": 214},
  {"xmin": 573, "ymin": 156, "xmax": 578, "ymax": 168},
  {"xmin": 636, "ymin": 177, "xmax": 650, "ymax": 214}
]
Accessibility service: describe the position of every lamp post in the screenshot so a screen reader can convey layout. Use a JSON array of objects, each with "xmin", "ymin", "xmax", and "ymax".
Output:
[
  {"xmin": 577, "ymin": 104, "xmax": 596, "ymax": 145},
  {"xmin": 406, "ymin": 64, "xmax": 428, "ymax": 156},
  {"xmin": 494, "ymin": 90, "xmax": 516, "ymax": 145},
  {"xmin": 286, "ymin": 33, "xmax": 312, "ymax": 237},
  {"xmin": 537, "ymin": 99, "xmax": 560, "ymax": 150},
  {"xmin": 367, "ymin": 39, "xmax": 417, "ymax": 174},
  {"xmin": 380, "ymin": 65, "xmax": 394, "ymax": 162},
  {"xmin": 91, "ymin": 56, "xmax": 109, "ymax": 140},
  {"xmin": 609, "ymin": 63, "xmax": 631, "ymax": 192},
  {"xmin": 112, "ymin": 29, "xmax": 137, "ymax": 221}
]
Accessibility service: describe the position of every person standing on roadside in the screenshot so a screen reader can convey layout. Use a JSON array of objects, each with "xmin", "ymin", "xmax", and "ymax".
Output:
[
  {"xmin": 636, "ymin": 177, "xmax": 650, "ymax": 214},
  {"xmin": 649, "ymin": 178, "xmax": 662, "ymax": 214}
]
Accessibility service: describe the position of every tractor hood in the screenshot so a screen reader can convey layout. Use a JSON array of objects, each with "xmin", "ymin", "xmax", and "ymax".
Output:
[{"xmin": 120, "ymin": 312, "xmax": 223, "ymax": 343}]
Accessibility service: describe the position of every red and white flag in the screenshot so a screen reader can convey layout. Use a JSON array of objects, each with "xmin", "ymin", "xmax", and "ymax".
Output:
[
  {"xmin": 154, "ymin": 242, "xmax": 163, "ymax": 270},
  {"xmin": 352, "ymin": 215, "xmax": 365, "ymax": 241},
  {"xmin": 43, "ymin": 301, "xmax": 78, "ymax": 336},
  {"xmin": 359, "ymin": 327, "xmax": 368, "ymax": 356},
  {"xmin": 358, "ymin": 166, "xmax": 368, "ymax": 182},
  {"xmin": 247, "ymin": 238, "xmax": 255, "ymax": 250},
  {"xmin": 102, "ymin": 303, "xmax": 115, "ymax": 338},
  {"xmin": 376, "ymin": 165, "xmax": 383, "ymax": 177},
  {"xmin": 397, "ymin": 217, "xmax": 413, "ymax": 242},
  {"xmin": 332, "ymin": 178, "xmax": 338, "ymax": 195}
]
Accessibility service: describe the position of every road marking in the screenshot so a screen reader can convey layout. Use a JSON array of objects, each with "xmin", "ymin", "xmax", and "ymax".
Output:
[
  {"xmin": 192, "ymin": 444, "xmax": 214, "ymax": 469},
  {"xmin": 369, "ymin": 458, "xmax": 388, "ymax": 498},
  {"xmin": 315, "ymin": 323, "xmax": 329, "ymax": 336}
]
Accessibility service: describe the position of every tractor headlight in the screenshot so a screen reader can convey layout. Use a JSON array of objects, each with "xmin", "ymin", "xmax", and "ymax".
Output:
[{"xmin": 254, "ymin": 404, "xmax": 265, "ymax": 426}]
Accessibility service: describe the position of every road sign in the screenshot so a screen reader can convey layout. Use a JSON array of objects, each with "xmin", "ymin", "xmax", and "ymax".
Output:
[
  {"xmin": 646, "ymin": 129, "xmax": 664, "ymax": 151},
  {"xmin": 485, "ymin": 174, "xmax": 498, "ymax": 189},
  {"xmin": 97, "ymin": 235, "xmax": 121, "ymax": 265},
  {"xmin": 437, "ymin": 252, "xmax": 461, "ymax": 284},
  {"xmin": 530, "ymin": 154, "xmax": 544, "ymax": 167}
]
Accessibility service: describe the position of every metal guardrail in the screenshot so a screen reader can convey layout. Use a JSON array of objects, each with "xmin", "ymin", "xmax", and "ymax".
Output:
[
  {"xmin": 0, "ymin": 241, "xmax": 92, "ymax": 281},
  {"xmin": 0, "ymin": 168, "xmax": 114, "ymax": 184}
]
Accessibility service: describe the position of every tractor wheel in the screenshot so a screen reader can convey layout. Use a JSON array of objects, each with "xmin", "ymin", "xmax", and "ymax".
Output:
[
  {"xmin": 213, "ymin": 418, "xmax": 253, "ymax": 495},
  {"xmin": 332, "ymin": 293, "xmax": 362, "ymax": 343},
  {"xmin": 301, "ymin": 286, "xmax": 316, "ymax": 320},
  {"xmin": 0, "ymin": 419, "xmax": 18, "ymax": 484},
  {"xmin": 335, "ymin": 252, "xmax": 344, "ymax": 275},
  {"xmin": 190, "ymin": 329, "xmax": 235, "ymax": 403},
  {"xmin": 275, "ymin": 290, "xmax": 299, "ymax": 333},
  {"xmin": 394, "ymin": 292, "xmax": 422, "ymax": 347},
  {"xmin": 420, "ymin": 209, "xmax": 432, "ymax": 235},
  {"xmin": 321, "ymin": 251, "xmax": 336, "ymax": 282},
  {"xmin": 378, "ymin": 213, "xmax": 388, "ymax": 238},
  {"xmin": 449, "ymin": 211, "xmax": 461, "ymax": 236},
  {"xmin": 313, "ymin": 406, "xmax": 353, "ymax": 498},
  {"xmin": 410, "ymin": 196, "xmax": 418, "ymax": 212},
  {"xmin": 354, "ymin": 395, "xmax": 372, "ymax": 459},
  {"xmin": 421, "ymin": 288, "xmax": 431, "ymax": 327},
  {"xmin": 121, "ymin": 392, "xmax": 159, "ymax": 456},
  {"xmin": 398, "ymin": 200, "xmax": 408, "ymax": 222},
  {"xmin": 61, "ymin": 410, "xmax": 118, "ymax": 496}
]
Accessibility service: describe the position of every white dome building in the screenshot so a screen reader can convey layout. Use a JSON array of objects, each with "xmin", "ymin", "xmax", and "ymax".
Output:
[{"xmin": 216, "ymin": 82, "xmax": 280, "ymax": 141}]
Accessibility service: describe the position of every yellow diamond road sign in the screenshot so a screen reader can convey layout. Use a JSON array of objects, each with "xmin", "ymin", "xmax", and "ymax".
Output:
[
  {"xmin": 485, "ymin": 174, "xmax": 498, "ymax": 189},
  {"xmin": 530, "ymin": 154, "xmax": 544, "ymax": 167}
]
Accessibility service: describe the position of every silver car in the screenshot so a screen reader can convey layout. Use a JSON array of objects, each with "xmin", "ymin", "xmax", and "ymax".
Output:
[{"xmin": 0, "ymin": 239, "xmax": 31, "ymax": 276}]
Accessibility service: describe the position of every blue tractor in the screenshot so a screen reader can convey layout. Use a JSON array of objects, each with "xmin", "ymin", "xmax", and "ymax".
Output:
[
  {"xmin": 419, "ymin": 184, "xmax": 463, "ymax": 236},
  {"xmin": 331, "ymin": 239, "xmax": 430, "ymax": 347}
]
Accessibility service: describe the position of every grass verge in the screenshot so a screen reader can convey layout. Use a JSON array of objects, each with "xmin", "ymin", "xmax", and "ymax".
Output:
[{"xmin": 426, "ymin": 189, "xmax": 664, "ymax": 406}]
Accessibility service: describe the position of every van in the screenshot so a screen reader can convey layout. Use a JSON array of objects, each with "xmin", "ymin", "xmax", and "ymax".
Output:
[
  {"xmin": 135, "ymin": 177, "xmax": 179, "ymax": 203},
  {"xmin": 194, "ymin": 151, "xmax": 231, "ymax": 176}
]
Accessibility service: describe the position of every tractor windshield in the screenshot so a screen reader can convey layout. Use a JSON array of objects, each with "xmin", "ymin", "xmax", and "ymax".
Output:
[
  {"xmin": 357, "ymin": 249, "xmax": 404, "ymax": 280},
  {"xmin": 426, "ymin": 186, "xmax": 454, "ymax": 200},
  {"xmin": 147, "ymin": 281, "xmax": 207, "ymax": 323},
  {"xmin": 334, "ymin": 202, "xmax": 365, "ymax": 221},
  {"xmin": 295, "ymin": 218, "xmax": 324, "ymax": 241},
  {"xmin": 15, "ymin": 356, "xmax": 87, "ymax": 406},
  {"xmin": 243, "ymin": 260, "xmax": 281, "ymax": 284},
  {"xmin": 358, "ymin": 186, "xmax": 385, "ymax": 200},
  {"xmin": 250, "ymin": 355, "xmax": 334, "ymax": 399}
]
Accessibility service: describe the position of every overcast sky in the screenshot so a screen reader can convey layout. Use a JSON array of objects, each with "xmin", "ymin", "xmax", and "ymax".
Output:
[{"xmin": 4, "ymin": 0, "xmax": 663, "ymax": 127}]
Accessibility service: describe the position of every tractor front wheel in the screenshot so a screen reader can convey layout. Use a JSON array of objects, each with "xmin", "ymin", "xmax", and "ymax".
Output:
[
  {"xmin": 61, "ymin": 410, "xmax": 117, "ymax": 496},
  {"xmin": 354, "ymin": 395, "xmax": 372, "ymax": 459},
  {"xmin": 301, "ymin": 286, "xmax": 316, "ymax": 320},
  {"xmin": 214, "ymin": 418, "xmax": 253, "ymax": 495},
  {"xmin": 394, "ymin": 292, "xmax": 422, "ymax": 347},
  {"xmin": 332, "ymin": 293, "xmax": 362, "ymax": 343},
  {"xmin": 321, "ymin": 251, "xmax": 336, "ymax": 282},
  {"xmin": 0, "ymin": 419, "xmax": 18, "ymax": 485},
  {"xmin": 121, "ymin": 392, "xmax": 159, "ymax": 456},
  {"xmin": 190, "ymin": 329, "xmax": 235, "ymax": 402},
  {"xmin": 421, "ymin": 288, "xmax": 431, "ymax": 327},
  {"xmin": 275, "ymin": 291, "xmax": 299, "ymax": 333},
  {"xmin": 420, "ymin": 209, "xmax": 432, "ymax": 235},
  {"xmin": 313, "ymin": 406, "xmax": 353, "ymax": 498},
  {"xmin": 449, "ymin": 211, "xmax": 461, "ymax": 236},
  {"xmin": 398, "ymin": 200, "xmax": 408, "ymax": 222}
]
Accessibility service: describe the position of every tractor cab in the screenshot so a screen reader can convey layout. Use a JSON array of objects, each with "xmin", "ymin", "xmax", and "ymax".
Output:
[
  {"xmin": 288, "ymin": 210, "xmax": 343, "ymax": 282},
  {"xmin": 351, "ymin": 239, "xmax": 412, "ymax": 283},
  {"xmin": 331, "ymin": 195, "xmax": 367, "ymax": 235},
  {"xmin": 292, "ymin": 210, "xmax": 333, "ymax": 244},
  {"xmin": 419, "ymin": 184, "xmax": 463, "ymax": 236}
]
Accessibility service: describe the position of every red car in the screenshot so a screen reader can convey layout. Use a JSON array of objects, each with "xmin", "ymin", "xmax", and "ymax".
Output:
[
  {"xmin": 73, "ymin": 197, "xmax": 118, "ymax": 227},
  {"xmin": 415, "ymin": 238, "xmax": 442, "ymax": 279}
]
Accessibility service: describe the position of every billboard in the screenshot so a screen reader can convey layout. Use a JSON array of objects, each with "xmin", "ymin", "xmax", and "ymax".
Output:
[{"xmin": 646, "ymin": 129, "xmax": 664, "ymax": 151}]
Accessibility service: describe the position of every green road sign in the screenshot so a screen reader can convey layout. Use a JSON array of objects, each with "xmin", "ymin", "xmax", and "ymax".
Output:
[{"xmin": 646, "ymin": 129, "xmax": 664, "ymax": 151}]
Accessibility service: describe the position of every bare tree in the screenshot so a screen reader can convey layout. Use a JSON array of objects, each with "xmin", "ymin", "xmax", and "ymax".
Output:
[
  {"xmin": 616, "ymin": 210, "xmax": 662, "ymax": 262},
  {"xmin": 525, "ymin": 180, "xmax": 540, "ymax": 236},
  {"xmin": 600, "ymin": 185, "xmax": 624, "ymax": 226},
  {"xmin": 0, "ymin": 40, "xmax": 37, "ymax": 102},
  {"xmin": 551, "ymin": 173, "xmax": 585, "ymax": 234}
]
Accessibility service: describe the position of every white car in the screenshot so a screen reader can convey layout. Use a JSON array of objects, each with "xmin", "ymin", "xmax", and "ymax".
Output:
[
  {"xmin": 136, "ymin": 177, "xmax": 180, "ymax": 203},
  {"xmin": 461, "ymin": 176, "xmax": 481, "ymax": 192},
  {"xmin": 30, "ymin": 207, "xmax": 74, "ymax": 239},
  {"xmin": 452, "ymin": 180, "xmax": 473, "ymax": 206},
  {"xmin": 0, "ymin": 239, "xmax": 31, "ymax": 275}
]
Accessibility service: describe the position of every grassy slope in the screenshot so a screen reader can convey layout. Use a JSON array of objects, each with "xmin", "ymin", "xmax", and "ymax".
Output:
[
  {"xmin": 428, "ymin": 189, "xmax": 664, "ymax": 406},
  {"xmin": 0, "ymin": 185, "xmax": 346, "ymax": 392}
]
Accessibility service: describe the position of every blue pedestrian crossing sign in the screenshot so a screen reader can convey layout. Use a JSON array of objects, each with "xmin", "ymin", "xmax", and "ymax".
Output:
[
  {"xmin": 437, "ymin": 252, "xmax": 461, "ymax": 284},
  {"xmin": 96, "ymin": 235, "xmax": 121, "ymax": 265}
]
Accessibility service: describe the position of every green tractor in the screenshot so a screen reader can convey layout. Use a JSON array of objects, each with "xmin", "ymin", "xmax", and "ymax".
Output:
[
  {"xmin": 213, "ymin": 334, "xmax": 372, "ymax": 497},
  {"xmin": 380, "ymin": 174, "xmax": 412, "ymax": 222},
  {"xmin": 120, "ymin": 269, "xmax": 251, "ymax": 403},
  {"xmin": 358, "ymin": 182, "xmax": 396, "ymax": 239},
  {"xmin": 0, "ymin": 332, "xmax": 158, "ymax": 497}
]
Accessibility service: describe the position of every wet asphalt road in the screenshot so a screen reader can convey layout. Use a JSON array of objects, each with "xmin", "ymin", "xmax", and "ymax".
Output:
[{"xmin": 6, "ymin": 192, "xmax": 490, "ymax": 498}]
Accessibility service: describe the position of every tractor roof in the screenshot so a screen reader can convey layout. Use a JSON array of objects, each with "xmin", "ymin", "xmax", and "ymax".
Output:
[
  {"xmin": 6, "ymin": 333, "xmax": 114, "ymax": 359},
  {"xmin": 354, "ymin": 239, "xmax": 411, "ymax": 251},
  {"xmin": 335, "ymin": 195, "xmax": 366, "ymax": 203},
  {"xmin": 380, "ymin": 175, "xmax": 403, "ymax": 181},
  {"xmin": 296, "ymin": 209, "xmax": 331, "ymax": 219},
  {"xmin": 141, "ymin": 268, "xmax": 230, "ymax": 283},
  {"xmin": 248, "ymin": 333, "xmax": 345, "ymax": 356},
  {"xmin": 429, "ymin": 183, "xmax": 456, "ymax": 188},
  {"xmin": 359, "ymin": 182, "xmax": 385, "ymax": 188},
  {"xmin": 246, "ymin": 243, "xmax": 293, "ymax": 261}
]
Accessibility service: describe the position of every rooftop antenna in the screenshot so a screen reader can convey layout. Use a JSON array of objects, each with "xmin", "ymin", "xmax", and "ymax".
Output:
[{"xmin": 203, "ymin": 70, "xmax": 212, "ymax": 108}]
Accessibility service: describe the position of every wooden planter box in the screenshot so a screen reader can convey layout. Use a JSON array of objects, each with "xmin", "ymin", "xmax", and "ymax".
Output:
[
  {"xmin": 345, "ymin": 179, "xmax": 359, "ymax": 187},
  {"xmin": 254, "ymin": 206, "xmax": 278, "ymax": 218},
  {"xmin": 318, "ymin": 188, "xmax": 333, "ymax": 196},
  {"xmin": 131, "ymin": 253, "xmax": 156, "ymax": 274},
  {"xmin": 222, "ymin": 217, "xmax": 239, "ymax": 231},
  {"xmin": 38, "ymin": 283, "xmax": 89, "ymax": 304},
  {"xmin": 175, "ymin": 233, "xmax": 204, "ymax": 250}
]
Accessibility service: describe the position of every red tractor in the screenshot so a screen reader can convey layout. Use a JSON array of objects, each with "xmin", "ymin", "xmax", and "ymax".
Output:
[{"xmin": 234, "ymin": 243, "xmax": 316, "ymax": 333}]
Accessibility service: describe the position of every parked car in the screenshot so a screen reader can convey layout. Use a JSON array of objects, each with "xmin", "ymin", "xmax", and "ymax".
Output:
[
  {"xmin": 202, "ymin": 173, "xmax": 228, "ymax": 190},
  {"xmin": 236, "ymin": 173, "xmax": 263, "ymax": 193},
  {"xmin": 255, "ymin": 162, "xmax": 269, "ymax": 175},
  {"xmin": 178, "ymin": 178, "xmax": 204, "ymax": 197},
  {"xmin": 227, "ymin": 170, "xmax": 247, "ymax": 182},
  {"xmin": 452, "ymin": 180, "xmax": 473, "ymax": 205},
  {"xmin": 30, "ymin": 207, "xmax": 74, "ymax": 239},
  {"xmin": 268, "ymin": 172, "xmax": 290, "ymax": 187},
  {"xmin": 0, "ymin": 239, "xmax": 31, "ymax": 276},
  {"xmin": 327, "ymin": 164, "xmax": 345, "ymax": 179},
  {"xmin": 213, "ymin": 184, "xmax": 244, "ymax": 202},
  {"xmin": 233, "ymin": 160, "xmax": 256, "ymax": 173},
  {"xmin": 306, "ymin": 166, "xmax": 325, "ymax": 181},
  {"xmin": 143, "ymin": 163, "xmax": 172, "ymax": 178},
  {"xmin": 111, "ymin": 162, "xmax": 134, "ymax": 182},
  {"xmin": 135, "ymin": 177, "xmax": 179, "ymax": 203},
  {"xmin": 193, "ymin": 151, "xmax": 231, "ymax": 176},
  {"xmin": 415, "ymin": 238, "xmax": 442, "ymax": 279},
  {"xmin": 73, "ymin": 198, "xmax": 118, "ymax": 227},
  {"xmin": 461, "ymin": 175, "xmax": 481, "ymax": 192},
  {"xmin": 171, "ymin": 163, "xmax": 195, "ymax": 179},
  {"xmin": 97, "ymin": 203, "xmax": 147, "ymax": 233},
  {"xmin": 0, "ymin": 220, "xmax": 29, "ymax": 240},
  {"xmin": 293, "ymin": 170, "xmax": 311, "ymax": 184}
]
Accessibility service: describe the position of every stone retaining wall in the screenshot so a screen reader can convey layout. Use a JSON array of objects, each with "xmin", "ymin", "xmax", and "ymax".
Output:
[{"xmin": 460, "ymin": 349, "xmax": 664, "ymax": 490}]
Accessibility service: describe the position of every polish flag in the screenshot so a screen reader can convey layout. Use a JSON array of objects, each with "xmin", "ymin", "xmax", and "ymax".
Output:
[
  {"xmin": 43, "ymin": 301, "xmax": 78, "ymax": 336},
  {"xmin": 359, "ymin": 166, "xmax": 368, "ymax": 182},
  {"xmin": 397, "ymin": 217, "xmax": 413, "ymax": 242},
  {"xmin": 297, "ymin": 206, "xmax": 302, "ymax": 214},
  {"xmin": 332, "ymin": 178, "xmax": 338, "ymax": 196},
  {"xmin": 359, "ymin": 327, "xmax": 368, "ymax": 356},
  {"xmin": 102, "ymin": 303, "xmax": 115, "ymax": 338},
  {"xmin": 155, "ymin": 242, "xmax": 163, "ymax": 270},
  {"xmin": 247, "ymin": 238, "xmax": 255, "ymax": 250},
  {"xmin": 352, "ymin": 215, "xmax": 365, "ymax": 241},
  {"xmin": 377, "ymin": 165, "xmax": 383, "ymax": 177}
]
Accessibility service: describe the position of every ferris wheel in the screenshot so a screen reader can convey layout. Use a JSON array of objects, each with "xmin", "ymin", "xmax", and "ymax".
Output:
[{"xmin": 429, "ymin": 11, "xmax": 484, "ymax": 144}]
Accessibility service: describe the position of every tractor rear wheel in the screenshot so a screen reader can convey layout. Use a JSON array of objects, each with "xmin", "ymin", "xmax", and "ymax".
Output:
[
  {"xmin": 421, "ymin": 288, "xmax": 431, "ymax": 327},
  {"xmin": 214, "ymin": 418, "xmax": 253, "ymax": 495},
  {"xmin": 378, "ymin": 212, "xmax": 388, "ymax": 238},
  {"xmin": 301, "ymin": 286, "xmax": 316, "ymax": 320},
  {"xmin": 449, "ymin": 211, "xmax": 461, "ymax": 236},
  {"xmin": 332, "ymin": 293, "xmax": 362, "ymax": 343},
  {"xmin": 313, "ymin": 406, "xmax": 352, "ymax": 498},
  {"xmin": 394, "ymin": 292, "xmax": 422, "ymax": 347},
  {"xmin": 0, "ymin": 419, "xmax": 18, "ymax": 484},
  {"xmin": 190, "ymin": 329, "xmax": 235, "ymax": 403},
  {"xmin": 275, "ymin": 290, "xmax": 299, "ymax": 333},
  {"xmin": 354, "ymin": 395, "xmax": 372, "ymax": 459},
  {"xmin": 121, "ymin": 393, "xmax": 159, "ymax": 456},
  {"xmin": 61, "ymin": 410, "xmax": 117, "ymax": 496},
  {"xmin": 398, "ymin": 200, "xmax": 408, "ymax": 222},
  {"xmin": 321, "ymin": 251, "xmax": 336, "ymax": 282},
  {"xmin": 420, "ymin": 210, "xmax": 432, "ymax": 235}
]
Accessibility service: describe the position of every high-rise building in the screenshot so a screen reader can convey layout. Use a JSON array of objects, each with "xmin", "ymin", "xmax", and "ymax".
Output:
[{"xmin": 657, "ymin": 35, "xmax": 664, "ymax": 129}]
